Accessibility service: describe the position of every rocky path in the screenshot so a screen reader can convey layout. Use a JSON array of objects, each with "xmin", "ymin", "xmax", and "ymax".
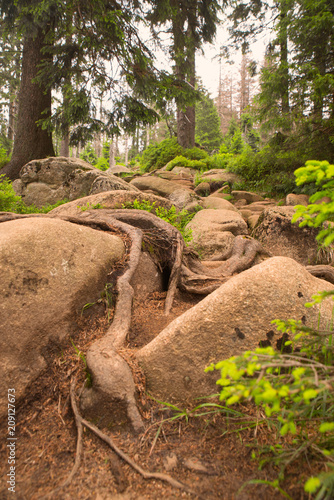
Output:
[{"xmin": 0, "ymin": 297, "xmax": 306, "ymax": 500}]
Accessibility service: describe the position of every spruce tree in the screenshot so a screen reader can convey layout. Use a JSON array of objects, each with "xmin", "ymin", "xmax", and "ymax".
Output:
[
  {"xmin": 146, "ymin": 0, "xmax": 223, "ymax": 149},
  {"xmin": 195, "ymin": 90, "xmax": 223, "ymax": 153}
]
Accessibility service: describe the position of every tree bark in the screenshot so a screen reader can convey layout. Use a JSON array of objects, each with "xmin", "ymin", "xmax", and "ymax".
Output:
[
  {"xmin": 1, "ymin": 27, "xmax": 55, "ymax": 180},
  {"xmin": 279, "ymin": 0, "xmax": 289, "ymax": 116},
  {"xmin": 172, "ymin": 2, "xmax": 196, "ymax": 149},
  {"xmin": 109, "ymin": 137, "xmax": 117, "ymax": 167},
  {"xmin": 176, "ymin": 63, "xmax": 196, "ymax": 148},
  {"xmin": 60, "ymin": 135, "xmax": 70, "ymax": 157}
]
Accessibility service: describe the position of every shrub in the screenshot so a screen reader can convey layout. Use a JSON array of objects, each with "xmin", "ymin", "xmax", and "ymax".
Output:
[
  {"xmin": 121, "ymin": 198, "xmax": 202, "ymax": 243},
  {"xmin": 140, "ymin": 138, "xmax": 183, "ymax": 172},
  {"xmin": 0, "ymin": 174, "xmax": 20, "ymax": 211},
  {"xmin": 292, "ymin": 160, "xmax": 334, "ymax": 246},
  {"xmin": 206, "ymin": 153, "xmax": 234, "ymax": 170},
  {"xmin": 0, "ymin": 175, "xmax": 69, "ymax": 213},
  {"xmin": 0, "ymin": 147, "xmax": 10, "ymax": 169},
  {"xmin": 95, "ymin": 157, "xmax": 109, "ymax": 171},
  {"xmin": 182, "ymin": 147, "xmax": 208, "ymax": 161},
  {"xmin": 165, "ymin": 155, "xmax": 211, "ymax": 172},
  {"xmin": 225, "ymin": 146, "xmax": 311, "ymax": 197},
  {"xmin": 165, "ymin": 155, "xmax": 189, "ymax": 171},
  {"xmin": 205, "ymin": 160, "xmax": 334, "ymax": 498},
  {"xmin": 187, "ymin": 159, "xmax": 207, "ymax": 170}
]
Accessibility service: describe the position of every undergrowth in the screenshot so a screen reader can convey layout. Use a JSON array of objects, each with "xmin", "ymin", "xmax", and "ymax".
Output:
[
  {"xmin": 204, "ymin": 160, "xmax": 334, "ymax": 499},
  {"xmin": 151, "ymin": 160, "xmax": 334, "ymax": 499},
  {"xmin": 0, "ymin": 174, "xmax": 69, "ymax": 213},
  {"xmin": 121, "ymin": 198, "xmax": 202, "ymax": 243}
]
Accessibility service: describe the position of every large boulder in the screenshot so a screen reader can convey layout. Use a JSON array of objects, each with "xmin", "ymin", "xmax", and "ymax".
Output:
[
  {"xmin": 136, "ymin": 257, "xmax": 334, "ymax": 404},
  {"xmin": 157, "ymin": 171, "xmax": 194, "ymax": 190},
  {"xmin": 202, "ymin": 196, "xmax": 240, "ymax": 212},
  {"xmin": 231, "ymin": 190, "xmax": 265, "ymax": 204},
  {"xmin": 186, "ymin": 208, "xmax": 248, "ymax": 259},
  {"xmin": 168, "ymin": 189, "xmax": 201, "ymax": 211},
  {"xmin": 12, "ymin": 157, "xmax": 137, "ymax": 208},
  {"xmin": 171, "ymin": 166, "xmax": 197, "ymax": 176},
  {"xmin": 285, "ymin": 193, "xmax": 309, "ymax": 206},
  {"xmin": 129, "ymin": 176, "xmax": 192, "ymax": 199},
  {"xmin": 200, "ymin": 169, "xmax": 243, "ymax": 185},
  {"xmin": 106, "ymin": 165, "xmax": 132, "ymax": 175},
  {"xmin": 50, "ymin": 190, "xmax": 174, "ymax": 217},
  {"xmin": 252, "ymin": 206, "xmax": 333, "ymax": 265},
  {"xmin": 0, "ymin": 216, "xmax": 125, "ymax": 417}
]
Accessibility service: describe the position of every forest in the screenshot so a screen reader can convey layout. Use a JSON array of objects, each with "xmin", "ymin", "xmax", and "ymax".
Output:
[
  {"xmin": 1, "ymin": 1, "xmax": 334, "ymax": 499},
  {"xmin": 0, "ymin": 0, "xmax": 333, "ymax": 188}
]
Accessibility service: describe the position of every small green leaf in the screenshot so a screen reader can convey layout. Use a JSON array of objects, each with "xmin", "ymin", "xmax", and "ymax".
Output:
[
  {"xmin": 303, "ymin": 389, "xmax": 318, "ymax": 402},
  {"xmin": 319, "ymin": 422, "xmax": 334, "ymax": 433},
  {"xmin": 304, "ymin": 477, "xmax": 321, "ymax": 494}
]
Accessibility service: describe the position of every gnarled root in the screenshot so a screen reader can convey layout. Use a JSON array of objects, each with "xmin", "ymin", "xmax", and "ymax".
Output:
[
  {"xmin": 179, "ymin": 235, "xmax": 272, "ymax": 294},
  {"xmin": 306, "ymin": 265, "xmax": 334, "ymax": 285}
]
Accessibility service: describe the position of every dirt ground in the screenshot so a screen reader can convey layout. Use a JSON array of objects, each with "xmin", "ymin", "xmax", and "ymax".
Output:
[{"xmin": 0, "ymin": 292, "xmax": 312, "ymax": 500}]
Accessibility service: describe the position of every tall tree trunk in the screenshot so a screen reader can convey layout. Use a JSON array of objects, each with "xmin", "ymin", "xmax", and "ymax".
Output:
[
  {"xmin": 176, "ymin": 48, "xmax": 196, "ymax": 148},
  {"xmin": 175, "ymin": 18, "xmax": 196, "ymax": 148},
  {"xmin": 171, "ymin": 2, "xmax": 196, "ymax": 149},
  {"xmin": 7, "ymin": 95, "xmax": 17, "ymax": 144},
  {"xmin": 124, "ymin": 134, "xmax": 129, "ymax": 166},
  {"xmin": 279, "ymin": 0, "xmax": 289, "ymax": 116},
  {"xmin": 109, "ymin": 137, "xmax": 117, "ymax": 168},
  {"xmin": 59, "ymin": 33, "xmax": 73, "ymax": 158},
  {"xmin": 60, "ymin": 135, "xmax": 70, "ymax": 157},
  {"xmin": 1, "ymin": 27, "xmax": 55, "ymax": 180}
]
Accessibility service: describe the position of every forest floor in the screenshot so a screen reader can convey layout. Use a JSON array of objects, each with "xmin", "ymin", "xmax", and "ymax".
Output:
[{"xmin": 0, "ymin": 292, "xmax": 315, "ymax": 500}]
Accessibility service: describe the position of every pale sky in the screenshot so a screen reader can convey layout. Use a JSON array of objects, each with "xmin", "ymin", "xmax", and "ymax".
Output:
[
  {"xmin": 146, "ymin": 22, "xmax": 271, "ymax": 99},
  {"xmin": 197, "ymin": 33, "xmax": 270, "ymax": 97}
]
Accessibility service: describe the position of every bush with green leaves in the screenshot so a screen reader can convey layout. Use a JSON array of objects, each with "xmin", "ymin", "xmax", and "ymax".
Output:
[
  {"xmin": 0, "ymin": 174, "xmax": 21, "ymax": 211},
  {"xmin": 207, "ymin": 152, "xmax": 234, "ymax": 170},
  {"xmin": 182, "ymin": 147, "xmax": 208, "ymax": 161},
  {"xmin": 0, "ymin": 174, "xmax": 69, "ymax": 213},
  {"xmin": 165, "ymin": 155, "xmax": 189, "ymax": 171},
  {"xmin": 121, "ymin": 198, "xmax": 202, "ymax": 243},
  {"xmin": 139, "ymin": 137, "xmax": 183, "ymax": 172},
  {"xmin": 95, "ymin": 156, "xmax": 109, "ymax": 171},
  {"xmin": 226, "ymin": 146, "xmax": 310, "ymax": 197},
  {"xmin": 139, "ymin": 137, "xmax": 213, "ymax": 173},
  {"xmin": 79, "ymin": 143, "xmax": 98, "ymax": 166},
  {"xmin": 205, "ymin": 160, "xmax": 334, "ymax": 499},
  {"xmin": 0, "ymin": 147, "xmax": 10, "ymax": 169},
  {"xmin": 292, "ymin": 160, "xmax": 334, "ymax": 246}
]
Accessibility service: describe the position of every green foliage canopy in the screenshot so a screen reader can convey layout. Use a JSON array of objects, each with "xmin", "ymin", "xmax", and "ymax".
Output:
[{"xmin": 195, "ymin": 90, "xmax": 223, "ymax": 153}]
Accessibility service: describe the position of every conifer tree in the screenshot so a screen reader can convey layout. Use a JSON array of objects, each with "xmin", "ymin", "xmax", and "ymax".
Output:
[
  {"xmin": 195, "ymin": 90, "xmax": 223, "ymax": 152},
  {"xmin": 0, "ymin": 0, "xmax": 175, "ymax": 179},
  {"xmin": 146, "ymin": 0, "xmax": 223, "ymax": 149}
]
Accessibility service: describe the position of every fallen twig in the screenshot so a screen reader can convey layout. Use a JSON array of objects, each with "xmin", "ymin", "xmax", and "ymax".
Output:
[
  {"xmin": 40, "ymin": 378, "xmax": 203, "ymax": 499},
  {"xmin": 39, "ymin": 379, "xmax": 83, "ymax": 499},
  {"xmin": 80, "ymin": 417, "xmax": 201, "ymax": 497}
]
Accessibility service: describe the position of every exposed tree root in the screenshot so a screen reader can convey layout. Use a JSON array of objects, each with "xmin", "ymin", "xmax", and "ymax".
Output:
[
  {"xmin": 0, "ymin": 210, "xmax": 272, "ymax": 307},
  {"xmin": 41, "ymin": 378, "xmax": 202, "ymax": 499},
  {"xmin": 4, "ymin": 207, "xmax": 334, "ymax": 497},
  {"xmin": 208, "ymin": 235, "xmax": 272, "ymax": 274},
  {"xmin": 61, "ymin": 211, "xmax": 144, "ymax": 348},
  {"xmin": 306, "ymin": 265, "xmax": 334, "ymax": 285},
  {"xmin": 1, "ymin": 209, "xmax": 273, "ymax": 421},
  {"xmin": 180, "ymin": 235, "xmax": 272, "ymax": 294},
  {"xmin": 103, "ymin": 209, "xmax": 186, "ymax": 315},
  {"xmin": 39, "ymin": 379, "xmax": 84, "ymax": 500}
]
